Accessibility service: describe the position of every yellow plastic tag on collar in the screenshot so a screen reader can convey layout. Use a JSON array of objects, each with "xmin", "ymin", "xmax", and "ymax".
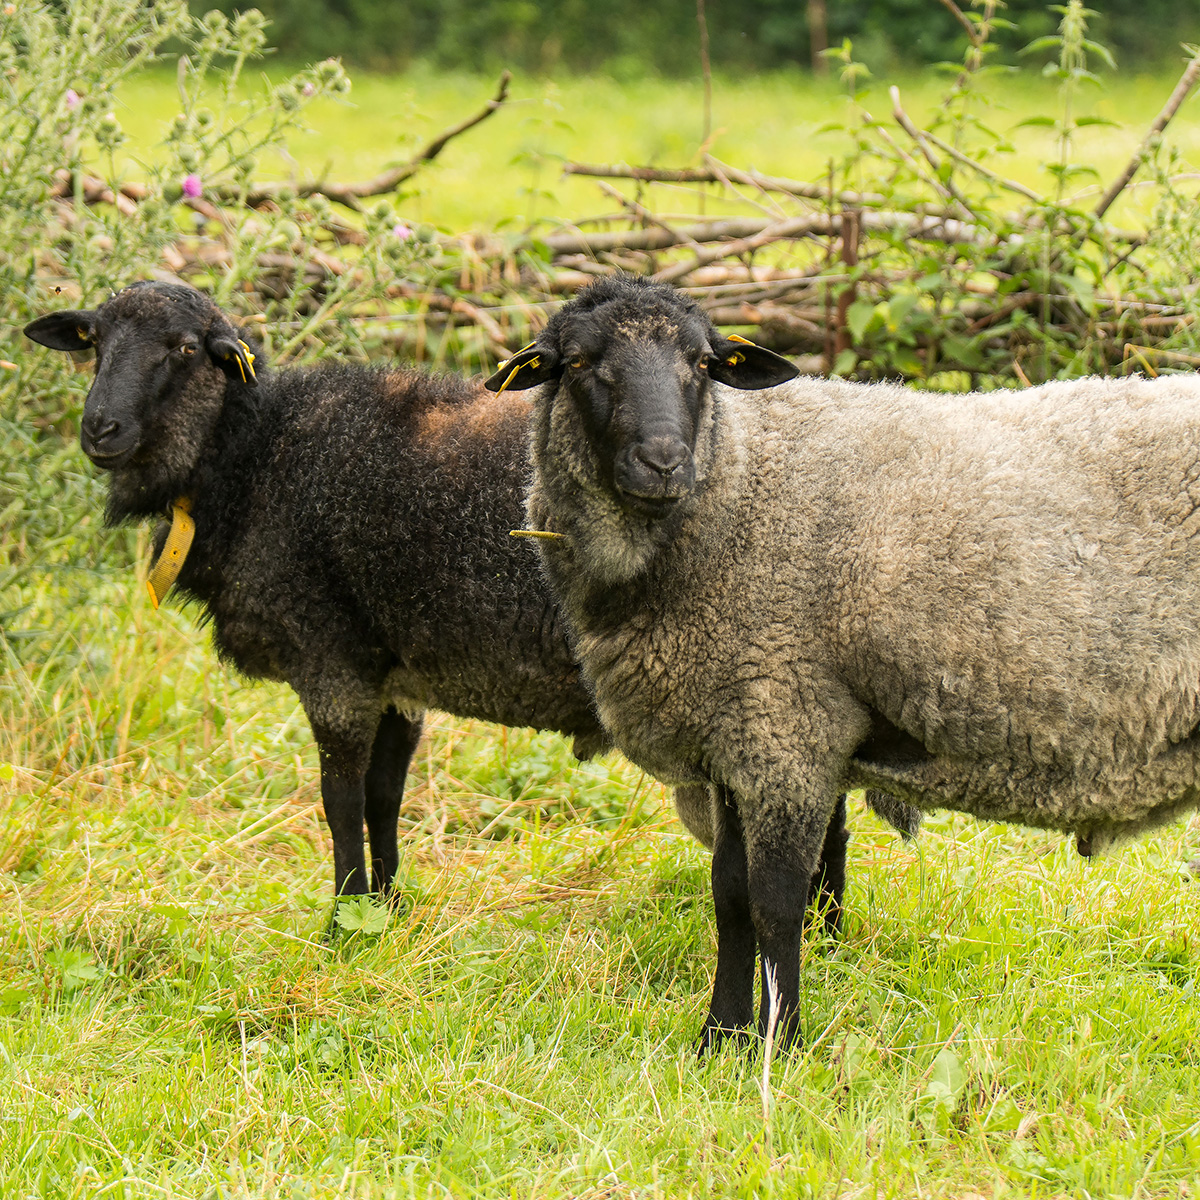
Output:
[
  {"xmin": 509, "ymin": 528, "xmax": 565, "ymax": 540},
  {"xmin": 146, "ymin": 497, "xmax": 195, "ymax": 608}
]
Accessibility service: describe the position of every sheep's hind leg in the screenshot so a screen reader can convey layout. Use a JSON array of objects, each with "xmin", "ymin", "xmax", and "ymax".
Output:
[
  {"xmin": 364, "ymin": 707, "xmax": 424, "ymax": 897},
  {"xmin": 806, "ymin": 793, "xmax": 848, "ymax": 939},
  {"xmin": 698, "ymin": 785, "xmax": 757, "ymax": 1055}
]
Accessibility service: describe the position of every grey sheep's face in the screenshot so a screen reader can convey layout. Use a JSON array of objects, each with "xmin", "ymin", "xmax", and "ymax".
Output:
[
  {"xmin": 25, "ymin": 281, "xmax": 258, "ymax": 501},
  {"xmin": 484, "ymin": 275, "xmax": 798, "ymax": 521},
  {"xmin": 565, "ymin": 316, "xmax": 710, "ymax": 517}
]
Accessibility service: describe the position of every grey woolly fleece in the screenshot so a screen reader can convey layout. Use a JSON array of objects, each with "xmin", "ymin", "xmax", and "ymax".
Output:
[{"xmin": 529, "ymin": 370, "xmax": 1200, "ymax": 856}]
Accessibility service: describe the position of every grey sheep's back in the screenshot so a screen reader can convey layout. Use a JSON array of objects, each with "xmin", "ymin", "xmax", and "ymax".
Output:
[{"xmin": 534, "ymin": 370, "xmax": 1200, "ymax": 854}]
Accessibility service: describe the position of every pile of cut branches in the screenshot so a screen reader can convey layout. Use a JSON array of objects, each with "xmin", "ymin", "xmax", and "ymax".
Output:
[{"xmin": 31, "ymin": 2, "xmax": 1200, "ymax": 387}]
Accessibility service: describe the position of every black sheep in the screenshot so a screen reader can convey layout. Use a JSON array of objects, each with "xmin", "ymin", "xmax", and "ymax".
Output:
[{"xmin": 25, "ymin": 281, "xmax": 914, "ymax": 909}]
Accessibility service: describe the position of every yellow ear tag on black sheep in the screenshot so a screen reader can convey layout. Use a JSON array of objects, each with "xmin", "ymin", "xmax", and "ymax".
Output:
[
  {"xmin": 230, "ymin": 339, "xmax": 256, "ymax": 383},
  {"xmin": 495, "ymin": 345, "xmax": 540, "ymax": 394}
]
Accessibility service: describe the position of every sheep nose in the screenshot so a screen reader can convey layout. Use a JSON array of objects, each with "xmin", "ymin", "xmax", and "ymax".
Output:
[
  {"xmin": 82, "ymin": 412, "xmax": 122, "ymax": 450},
  {"xmin": 82, "ymin": 410, "xmax": 125, "ymax": 451},
  {"xmin": 634, "ymin": 437, "xmax": 689, "ymax": 478}
]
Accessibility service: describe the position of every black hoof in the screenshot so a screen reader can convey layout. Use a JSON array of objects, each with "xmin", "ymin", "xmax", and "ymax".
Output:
[{"xmin": 696, "ymin": 1021, "xmax": 752, "ymax": 1058}]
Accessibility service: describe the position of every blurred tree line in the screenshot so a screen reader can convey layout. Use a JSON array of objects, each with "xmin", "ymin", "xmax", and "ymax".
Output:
[{"xmin": 195, "ymin": 0, "xmax": 1196, "ymax": 74}]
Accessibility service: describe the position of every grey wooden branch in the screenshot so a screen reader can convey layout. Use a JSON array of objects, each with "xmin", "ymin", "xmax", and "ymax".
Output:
[
  {"xmin": 1094, "ymin": 48, "xmax": 1200, "ymax": 219},
  {"xmin": 241, "ymin": 70, "xmax": 513, "ymax": 210},
  {"xmin": 563, "ymin": 160, "xmax": 885, "ymax": 207}
]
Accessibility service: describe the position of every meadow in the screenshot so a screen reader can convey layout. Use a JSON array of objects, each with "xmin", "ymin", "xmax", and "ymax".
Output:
[{"xmin": 3, "ymin": 52, "xmax": 1200, "ymax": 1199}]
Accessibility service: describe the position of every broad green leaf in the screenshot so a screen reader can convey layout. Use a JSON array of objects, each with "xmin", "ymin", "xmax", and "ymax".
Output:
[
  {"xmin": 335, "ymin": 895, "xmax": 390, "ymax": 935},
  {"xmin": 846, "ymin": 299, "xmax": 878, "ymax": 344},
  {"xmin": 833, "ymin": 349, "xmax": 858, "ymax": 376}
]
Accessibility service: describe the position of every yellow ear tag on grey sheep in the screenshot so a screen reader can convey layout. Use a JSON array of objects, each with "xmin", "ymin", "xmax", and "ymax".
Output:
[
  {"xmin": 725, "ymin": 351, "xmax": 746, "ymax": 366},
  {"xmin": 146, "ymin": 497, "xmax": 195, "ymax": 608},
  {"xmin": 727, "ymin": 334, "xmax": 753, "ymax": 346}
]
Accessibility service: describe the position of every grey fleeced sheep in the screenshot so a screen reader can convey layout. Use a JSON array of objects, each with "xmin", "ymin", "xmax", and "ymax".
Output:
[
  {"xmin": 491, "ymin": 273, "xmax": 1200, "ymax": 1051},
  {"xmin": 25, "ymin": 280, "xmax": 912, "ymax": 911}
]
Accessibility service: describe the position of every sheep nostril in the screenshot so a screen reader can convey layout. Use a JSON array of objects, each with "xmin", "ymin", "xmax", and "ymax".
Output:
[
  {"xmin": 84, "ymin": 414, "xmax": 122, "ymax": 447},
  {"xmin": 636, "ymin": 440, "xmax": 689, "ymax": 478}
]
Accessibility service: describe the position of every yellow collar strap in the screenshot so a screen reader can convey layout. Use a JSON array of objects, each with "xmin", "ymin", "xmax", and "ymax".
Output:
[{"xmin": 146, "ymin": 497, "xmax": 195, "ymax": 608}]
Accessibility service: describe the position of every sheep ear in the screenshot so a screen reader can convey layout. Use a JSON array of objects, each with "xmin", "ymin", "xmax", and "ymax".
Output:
[
  {"xmin": 708, "ymin": 335, "xmax": 798, "ymax": 389},
  {"xmin": 484, "ymin": 343, "xmax": 561, "ymax": 392},
  {"xmin": 24, "ymin": 310, "xmax": 98, "ymax": 352},
  {"xmin": 206, "ymin": 333, "xmax": 259, "ymax": 385}
]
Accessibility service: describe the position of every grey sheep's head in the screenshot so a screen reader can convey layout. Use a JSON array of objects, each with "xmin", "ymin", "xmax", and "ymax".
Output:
[
  {"xmin": 25, "ymin": 281, "xmax": 259, "ymax": 515},
  {"xmin": 485, "ymin": 275, "xmax": 797, "ymax": 518}
]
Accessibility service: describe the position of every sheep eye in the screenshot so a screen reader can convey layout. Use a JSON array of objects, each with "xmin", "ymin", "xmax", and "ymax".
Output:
[
  {"xmin": 698, "ymin": 355, "xmax": 711, "ymax": 370},
  {"xmin": 569, "ymin": 356, "xmax": 586, "ymax": 370},
  {"xmin": 178, "ymin": 343, "xmax": 196, "ymax": 357}
]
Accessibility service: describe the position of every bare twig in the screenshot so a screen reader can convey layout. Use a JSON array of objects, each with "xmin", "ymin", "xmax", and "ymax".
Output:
[
  {"xmin": 696, "ymin": 0, "xmax": 712, "ymax": 145},
  {"xmin": 889, "ymin": 86, "xmax": 979, "ymax": 221},
  {"xmin": 594, "ymin": 181, "xmax": 706, "ymax": 255},
  {"xmin": 936, "ymin": 0, "xmax": 981, "ymax": 46},
  {"xmin": 1095, "ymin": 47, "xmax": 1200, "ymax": 219},
  {"xmin": 242, "ymin": 70, "xmax": 513, "ymax": 210},
  {"xmin": 834, "ymin": 206, "xmax": 861, "ymax": 365},
  {"xmin": 652, "ymin": 215, "xmax": 828, "ymax": 284},
  {"xmin": 919, "ymin": 129, "xmax": 1043, "ymax": 203},
  {"xmin": 563, "ymin": 160, "xmax": 886, "ymax": 206}
]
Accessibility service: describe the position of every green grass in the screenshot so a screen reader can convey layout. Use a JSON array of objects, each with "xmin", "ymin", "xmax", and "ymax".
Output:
[
  {"xmin": 107, "ymin": 63, "xmax": 1200, "ymax": 232},
  {"xmin": 5, "ymin": 60, "xmax": 1200, "ymax": 1199},
  {"xmin": 2, "ymin": 521, "xmax": 1199, "ymax": 1197}
]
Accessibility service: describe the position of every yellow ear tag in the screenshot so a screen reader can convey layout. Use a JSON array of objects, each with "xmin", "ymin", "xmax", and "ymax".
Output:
[
  {"xmin": 230, "ymin": 339, "xmax": 256, "ymax": 382},
  {"xmin": 496, "ymin": 355, "xmax": 540, "ymax": 394},
  {"xmin": 146, "ymin": 497, "xmax": 195, "ymax": 608},
  {"xmin": 725, "ymin": 351, "xmax": 746, "ymax": 366},
  {"xmin": 727, "ymin": 334, "xmax": 754, "ymax": 346}
]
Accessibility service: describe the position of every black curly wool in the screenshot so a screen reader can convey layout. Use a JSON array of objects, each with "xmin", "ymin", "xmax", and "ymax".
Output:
[{"xmin": 29, "ymin": 282, "xmax": 602, "ymax": 897}]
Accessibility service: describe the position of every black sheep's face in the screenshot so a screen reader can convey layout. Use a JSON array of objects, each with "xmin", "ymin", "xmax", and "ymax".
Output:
[
  {"xmin": 24, "ymin": 282, "xmax": 258, "ymax": 478},
  {"xmin": 485, "ymin": 282, "xmax": 797, "ymax": 519}
]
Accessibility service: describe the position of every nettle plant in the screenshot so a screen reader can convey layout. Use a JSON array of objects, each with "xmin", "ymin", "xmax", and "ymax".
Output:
[
  {"xmin": 817, "ymin": 0, "xmax": 1200, "ymax": 386},
  {"xmin": 1, "ymin": 2, "xmax": 426, "ymax": 407}
]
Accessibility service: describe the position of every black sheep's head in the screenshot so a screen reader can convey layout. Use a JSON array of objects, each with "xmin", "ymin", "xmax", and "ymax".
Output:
[
  {"xmin": 485, "ymin": 275, "xmax": 796, "ymax": 519},
  {"xmin": 25, "ymin": 281, "xmax": 259, "ymax": 517}
]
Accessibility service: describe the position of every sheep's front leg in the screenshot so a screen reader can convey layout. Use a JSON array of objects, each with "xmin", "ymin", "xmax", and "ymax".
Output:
[
  {"xmin": 364, "ymin": 707, "xmax": 424, "ymax": 896},
  {"xmin": 311, "ymin": 721, "xmax": 375, "ymax": 898},
  {"xmin": 741, "ymin": 782, "xmax": 838, "ymax": 1051},
  {"xmin": 698, "ymin": 785, "xmax": 757, "ymax": 1053}
]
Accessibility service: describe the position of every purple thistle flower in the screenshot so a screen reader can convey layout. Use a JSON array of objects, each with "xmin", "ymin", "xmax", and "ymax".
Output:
[
  {"xmin": 181, "ymin": 174, "xmax": 202, "ymax": 199},
  {"xmin": 393, "ymin": 222, "xmax": 413, "ymax": 242},
  {"xmin": 65, "ymin": 89, "xmax": 80, "ymax": 111},
  {"xmin": 302, "ymin": 81, "xmax": 316, "ymax": 98}
]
